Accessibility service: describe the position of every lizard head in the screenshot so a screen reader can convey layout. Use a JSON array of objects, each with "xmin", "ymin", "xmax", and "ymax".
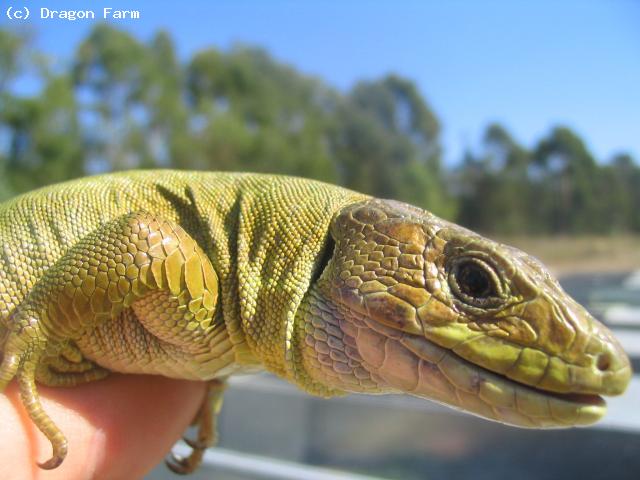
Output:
[{"xmin": 296, "ymin": 199, "xmax": 632, "ymax": 427}]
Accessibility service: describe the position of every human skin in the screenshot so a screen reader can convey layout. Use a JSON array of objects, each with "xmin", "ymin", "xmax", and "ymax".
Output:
[{"xmin": 0, "ymin": 375, "xmax": 206, "ymax": 480}]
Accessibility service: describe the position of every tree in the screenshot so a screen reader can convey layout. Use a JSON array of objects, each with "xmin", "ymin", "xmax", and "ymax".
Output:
[
  {"xmin": 141, "ymin": 31, "xmax": 190, "ymax": 168},
  {"xmin": 1, "ymin": 24, "xmax": 638, "ymax": 236},
  {"xmin": 0, "ymin": 29, "xmax": 83, "ymax": 197},
  {"xmin": 72, "ymin": 24, "xmax": 151, "ymax": 171},
  {"xmin": 533, "ymin": 127, "xmax": 600, "ymax": 233},
  {"xmin": 603, "ymin": 153, "xmax": 640, "ymax": 232},
  {"xmin": 332, "ymin": 75, "xmax": 454, "ymax": 217},
  {"xmin": 185, "ymin": 46, "xmax": 339, "ymax": 181},
  {"xmin": 455, "ymin": 124, "xmax": 534, "ymax": 233}
]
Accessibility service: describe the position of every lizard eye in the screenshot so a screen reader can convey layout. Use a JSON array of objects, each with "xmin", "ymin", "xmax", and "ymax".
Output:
[{"xmin": 448, "ymin": 257, "xmax": 503, "ymax": 308}]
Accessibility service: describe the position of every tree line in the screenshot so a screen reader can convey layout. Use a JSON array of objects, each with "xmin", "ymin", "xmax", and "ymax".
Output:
[{"xmin": 1, "ymin": 25, "xmax": 638, "ymax": 234}]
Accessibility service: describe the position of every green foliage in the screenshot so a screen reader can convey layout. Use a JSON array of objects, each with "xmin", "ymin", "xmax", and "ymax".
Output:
[
  {"xmin": 331, "ymin": 75, "xmax": 454, "ymax": 217},
  {"xmin": 0, "ymin": 28, "xmax": 84, "ymax": 197},
  {"xmin": 1, "ymin": 25, "xmax": 638, "ymax": 234},
  {"xmin": 0, "ymin": 29, "xmax": 29, "ymax": 91},
  {"xmin": 456, "ymin": 124, "xmax": 534, "ymax": 234},
  {"xmin": 455, "ymin": 123, "xmax": 640, "ymax": 234},
  {"xmin": 184, "ymin": 46, "xmax": 338, "ymax": 181}
]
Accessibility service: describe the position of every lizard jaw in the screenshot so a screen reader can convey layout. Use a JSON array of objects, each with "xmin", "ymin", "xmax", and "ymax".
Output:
[{"xmin": 355, "ymin": 328, "xmax": 607, "ymax": 428}]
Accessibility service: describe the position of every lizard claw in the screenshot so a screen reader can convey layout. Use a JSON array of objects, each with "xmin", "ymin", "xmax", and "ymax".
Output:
[
  {"xmin": 37, "ymin": 450, "xmax": 67, "ymax": 470},
  {"xmin": 166, "ymin": 449, "xmax": 203, "ymax": 475},
  {"xmin": 183, "ymin": 435, "xmax": 207, "ymax": 450},
  {"xmin": 165, "ymin": 450, "xmax": 202, "ymax": 475},
  {"xmin": 34, "ymin": 414, "xmax": 68, "ymax": 470},
  {"xmin": 165, "ymin": 453, "xmax": 188, "ymax": 475}
]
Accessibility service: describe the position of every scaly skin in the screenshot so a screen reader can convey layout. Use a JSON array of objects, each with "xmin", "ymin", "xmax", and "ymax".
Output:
[{"xmin": 0, "ymin": 170, "xmax": 632, "ymax": 473}]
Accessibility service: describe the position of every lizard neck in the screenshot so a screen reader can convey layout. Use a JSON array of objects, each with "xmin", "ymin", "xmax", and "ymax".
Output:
[{"xmin": 233, "ymin": 179, "xmax": 366, "ymax": 382}]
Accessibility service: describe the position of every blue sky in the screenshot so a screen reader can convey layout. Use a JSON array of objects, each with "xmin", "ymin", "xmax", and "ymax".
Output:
[{"xmin": 3, "ymin": 0, "xmax": 639, "ymax": 165}]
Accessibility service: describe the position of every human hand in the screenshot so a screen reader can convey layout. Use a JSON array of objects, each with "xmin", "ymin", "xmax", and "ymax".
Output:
[{"xmin": 0, "ymin": 374, "xmax": 206, "ymax": 480}]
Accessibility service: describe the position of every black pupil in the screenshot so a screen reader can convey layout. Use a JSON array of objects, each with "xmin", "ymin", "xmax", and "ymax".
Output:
[{"xmin": 457, "ymin": 262, "xmax": 492, "ymax": 298}]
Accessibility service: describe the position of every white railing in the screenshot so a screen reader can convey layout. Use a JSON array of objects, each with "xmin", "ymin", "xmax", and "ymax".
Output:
[{"xmin": 170, "ymin": 443, "xmax": 384, "ymax": 480}]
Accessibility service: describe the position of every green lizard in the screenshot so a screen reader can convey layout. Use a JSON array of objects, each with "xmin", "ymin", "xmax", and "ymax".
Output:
[{"xmin": 0, "ymin": 170, "xmax": 632, "ymax": 474}]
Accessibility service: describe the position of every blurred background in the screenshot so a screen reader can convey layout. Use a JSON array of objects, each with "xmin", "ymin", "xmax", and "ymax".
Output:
[{"xmin": 1, "ymin": 1, "xmax": 639, "ymax": 479}]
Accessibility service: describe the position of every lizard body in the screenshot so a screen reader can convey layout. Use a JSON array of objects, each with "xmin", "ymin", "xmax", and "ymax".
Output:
[{"xmin": 0, "ymin": 170, "xmax": 632, "ymax": 472}]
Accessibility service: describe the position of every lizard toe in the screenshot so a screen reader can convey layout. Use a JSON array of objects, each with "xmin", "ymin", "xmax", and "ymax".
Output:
[{"xmin": 166, "ymin": 450, "xmax": 203, "ymax": 475}]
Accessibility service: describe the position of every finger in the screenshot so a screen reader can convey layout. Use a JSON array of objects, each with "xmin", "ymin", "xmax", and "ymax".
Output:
[{"xmin": 0, "ymin": 374, "xmax": 206, "ymax": 480}]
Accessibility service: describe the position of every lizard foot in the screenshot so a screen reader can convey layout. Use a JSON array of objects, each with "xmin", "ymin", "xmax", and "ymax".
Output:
[
  {"xmin": 0, "ymin": 329, "xmax": 68, "ymax": 469},
  {"xmin": 37, "ymin": 343, "xmax": 110, "ymax": 386},
  {"xmin": 166, "ymin": 379, "xmax": 227, "ymax": 474},
  {"xmin": 37, "ymin": 358, "xmax": 110, "ymax": 387}
]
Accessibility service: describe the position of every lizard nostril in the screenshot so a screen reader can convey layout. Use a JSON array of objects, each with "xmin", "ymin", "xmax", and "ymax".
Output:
[{"xmin": 596, "ymin": 353, "xmax": 612, "ymax": 372}]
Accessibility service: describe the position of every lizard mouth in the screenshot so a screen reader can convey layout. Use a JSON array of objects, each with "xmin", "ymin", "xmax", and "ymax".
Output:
[{"xmin": 381, "ymin": 333, "xmax": 607, "ymax": 428}]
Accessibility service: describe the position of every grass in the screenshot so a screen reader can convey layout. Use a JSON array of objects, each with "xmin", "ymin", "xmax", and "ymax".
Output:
[{"xmin": 490, "ymin": 235, "xmax": 640, "ymax": 275}]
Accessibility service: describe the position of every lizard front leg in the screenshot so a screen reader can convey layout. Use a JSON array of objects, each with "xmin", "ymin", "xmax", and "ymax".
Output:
[{"xmin": 0, "ymin": 212, "xmax": 220, "ymax": 470}]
